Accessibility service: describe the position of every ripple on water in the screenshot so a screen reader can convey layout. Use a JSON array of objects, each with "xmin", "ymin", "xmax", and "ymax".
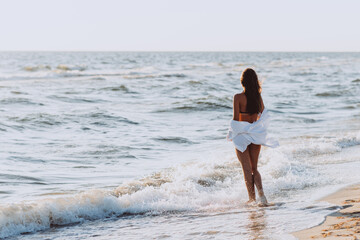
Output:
[
  {"xmin": 0, "ymin": 173, "xmax": 45, "ymax": 183},
  {"xmin": 315, "ymin": 91, "xmax": 343, "ymax": 97},
  {"xmin": 99, "ymin": 84, "xmax": 137, "ymax": 94},
  {"xmin": 0, "ymin": 98, "xmax": 44, "ymax": 106},
  {"xmin": 47, "ymin": 95, "xmax": 108, "ymax": 103},
  {"xmin": 80, "ymin": 112, "xmax": 139, "ymax": 125},
  {"xmin": 155, "ymin": 97, "xmax": 232, "ymax": 113},
  {"xmin": 7, "ymin": 114, "xmax": 63, "ymax": 127},
  {"xmin": 153, "ymin": 136, "xmax": 195, "ymax": 144},
  {"xmin": 1, "ymin": 52, "xmax": 360, "ymax": 239}
]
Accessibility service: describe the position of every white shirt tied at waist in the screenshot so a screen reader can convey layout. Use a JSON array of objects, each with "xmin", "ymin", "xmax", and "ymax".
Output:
[{"xmin": 227, "ymin": 108, "xmax": 279, "ymax": 152}]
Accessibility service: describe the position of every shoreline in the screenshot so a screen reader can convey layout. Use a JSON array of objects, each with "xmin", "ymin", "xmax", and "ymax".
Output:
[{"xmin": 293, "ymin": 184, "xmax": 360, "ymax": 240}]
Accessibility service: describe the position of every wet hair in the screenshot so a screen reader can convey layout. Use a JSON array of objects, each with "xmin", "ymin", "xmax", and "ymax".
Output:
[{"xmin": 241, "ymin": 68, "xmax": 262, "ymax": 114}]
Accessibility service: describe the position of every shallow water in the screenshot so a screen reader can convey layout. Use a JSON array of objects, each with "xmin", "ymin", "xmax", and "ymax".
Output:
[{"xmin": 0, "ymin": 52, "xmax": 360, "ymax": 239}]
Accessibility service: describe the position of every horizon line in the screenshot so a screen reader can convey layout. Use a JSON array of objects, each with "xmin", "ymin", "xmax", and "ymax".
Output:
[{"xmin": 0, "ymin": 50, "xmax": 359, "ymax": 53}]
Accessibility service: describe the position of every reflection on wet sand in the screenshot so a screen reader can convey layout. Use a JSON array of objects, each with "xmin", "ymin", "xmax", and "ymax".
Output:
[{"xmin": 246, "ymin": 208, "xmax": 267, "ymax": 240}]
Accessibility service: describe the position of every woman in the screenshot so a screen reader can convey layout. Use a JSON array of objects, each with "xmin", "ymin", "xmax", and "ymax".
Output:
[{"xmin": 227, "ymin": 68, "xmax": 278, "ymax": 206}]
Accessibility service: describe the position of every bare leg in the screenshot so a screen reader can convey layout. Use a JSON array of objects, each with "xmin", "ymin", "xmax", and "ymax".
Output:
[
  {"xmin": 236, "ymin": 148, "xmax": 255, "ymax": 202},
  {"xmin": 248, "ymin": 144, "xmax": 267, "ymax": 205}
]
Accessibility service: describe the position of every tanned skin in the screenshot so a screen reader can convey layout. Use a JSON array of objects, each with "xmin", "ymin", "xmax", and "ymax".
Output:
[{"xmin": 233, "ymin": 92, "xmax": 265, "ymax": 203}]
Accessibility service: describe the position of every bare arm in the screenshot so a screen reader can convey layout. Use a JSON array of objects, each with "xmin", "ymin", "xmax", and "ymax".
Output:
[
  {"xmin": 233, "ymin": 94, "xmax": 240, "ymax": 121},
  {"xmin": 260, "ymin": 95, "xmax": 265, "ymax": 113}
]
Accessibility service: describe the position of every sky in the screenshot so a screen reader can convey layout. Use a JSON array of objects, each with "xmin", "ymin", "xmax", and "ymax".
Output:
[{"xmin": 0, "ymin": 0, "xmax": 359, "ymax": 52}]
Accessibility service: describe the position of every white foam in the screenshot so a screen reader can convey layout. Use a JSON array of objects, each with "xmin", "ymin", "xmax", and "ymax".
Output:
[{"xmin": 1, "ymin": 132, "xmax": 360, "ymax": 238}]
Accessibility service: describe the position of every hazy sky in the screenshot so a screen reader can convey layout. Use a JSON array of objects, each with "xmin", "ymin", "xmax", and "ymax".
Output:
[{"xmin": 0, "ymin": 0, "xmax": 359, "ymax": 51}]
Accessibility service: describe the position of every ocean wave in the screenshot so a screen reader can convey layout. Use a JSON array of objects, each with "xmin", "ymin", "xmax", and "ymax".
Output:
[
  {"xmin": 284, "ymin": 133, "xmax": 360, "ymax": 159},
  {"xmin": 122, "ymin": 74, "xmax": 156, "ymax": 79},
  {"xmin": 287, "ymin": 116, "xmax": 319, "ymax": 123},
  {"xmin": 7, "ymin": 114, "xmax": 63, "ymax": 127},
  {"xmin": 0, "ymin": 160, "xmax": 238, "ymax": 238},
  {"xmin": 22, "ymin": 64, "xmax": 87, "ymax": 73},
  {"xmin": 9, "ymin": 66, "xmax": 188, "ymax": 82},
  {"xmin": 0, "ymin": 72, "xmax": 98, "ymax": 81},
  {"xmin": 260, "ymin": 149, "xmax": 319, "ymax": 195},
  {"xmin": 99, "ymin": 85, "xmax": 137, "ymax": 94},
  {"xmin": 5, "ymin": 111, "xmax": 138, "ymax": 132},
  {"xmin": 156, "ymin": 103, "xmax": 231, "ymax": 113},
  {"xmin": 56, "ymin": 64, "xmax": 87, "ymax": 72},
  {"xmin": 90, "ymin": 77, "xmax": 106, "ymax": 81},
  {"xmin": 0, "ymin": 173, "xmax": 44, "ymax": 183},
  {"xmin": 23, "ymin": 65, "xmax": 51, "ymax": 72},
  {"xmin": 186, "ymin": 62, "xmax": 226, "ymax": 69},
  {"xmin": 10, "ymin": 90, "xmax": 28, "ymax": 95},
  {"xmin": 83, "ymin": 147, "xmax": 135, "ymax": 159},
  {"xmin": 315, "ymin": 91, "xmax": 343, "ymax": 97},
  {"xmin": 0, "ymin": 190, "xmax": 118, "ymax": 239},
  {"xmin": 175, "ymin": 102, "xmax": 231, "ymax": 111},
  {"xmin": 0, "ymin": 140, "xmax": 331, "ymax": 238},
  {"xmin": 81, "ymin": 112, "xmax": 139, "ymax": 125},
  {"xmin": 155, "ymin": 96, "xmax": 232, "ymax": 113},
  {"xmin": 153, "ymin": 136, "xmax": 195, "ymax": 144},
  {"xmin": 186, "ymin": 80, "xmax": 203, "ymax": 85},
  {"xmin": 2, "ymin": 51, "xmax": 360, "ymax": 238},
  {"xmin": 0, "ymin": 98, "xmax": 44, "ymax": 106},
  {"xmin": 47, "ymin": 95, "xmax": 108, "ymax": 104},
  {"xmin": 336, "ymin": 136, "xmax": 360, "ymax": 148},
  {"xmin": 122, "ymin": 73, "xmax": 187, "ymax": 80},
  {"xmin": 161, "ymin": 73, "xmax": 187, "ymax": 78},
  {"xmin": 290, "ymin": 139, "xmax": 340, "ymax": 158},
  {"xmin": 289, "ymin": 71, "xmax": 317, "ymax": 76}
]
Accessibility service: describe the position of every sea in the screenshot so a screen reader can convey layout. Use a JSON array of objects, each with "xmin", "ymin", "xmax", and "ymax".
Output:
[{"xmin": 0, "ymin": 52, "xmax": 359, "ymax": 239}]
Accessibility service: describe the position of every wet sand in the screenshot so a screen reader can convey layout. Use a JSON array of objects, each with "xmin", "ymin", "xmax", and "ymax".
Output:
[{"xmin": 293, "ymin": 184, "xmax": 360, "ymax": 240}]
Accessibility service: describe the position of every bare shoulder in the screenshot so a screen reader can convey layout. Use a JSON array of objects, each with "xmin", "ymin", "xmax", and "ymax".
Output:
[{"xmin": 233, "ymin": 92, "xmax": 245, "ymax": 101}]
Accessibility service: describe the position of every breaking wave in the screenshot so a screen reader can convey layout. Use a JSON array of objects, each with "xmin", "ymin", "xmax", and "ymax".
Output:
[{"xmin": 2, "ymin": 132, "xmax": 359, "ymax": 238}]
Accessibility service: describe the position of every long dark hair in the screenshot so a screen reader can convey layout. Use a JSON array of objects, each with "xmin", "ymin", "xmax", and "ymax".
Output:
[{"xmin": 241, "ymin": 68, "xmax": 262, "ymax": 114}]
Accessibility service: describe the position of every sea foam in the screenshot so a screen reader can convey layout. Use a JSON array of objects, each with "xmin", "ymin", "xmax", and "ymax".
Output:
[{"xmin": 2, "ymin": 133, "xmax": 359, "ymax": 238}]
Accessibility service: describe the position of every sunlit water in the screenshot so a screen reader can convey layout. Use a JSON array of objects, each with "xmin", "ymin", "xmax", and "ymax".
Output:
[{"xmin": 0, "ymin": 52, "xmax": 360, "ymax": 239}]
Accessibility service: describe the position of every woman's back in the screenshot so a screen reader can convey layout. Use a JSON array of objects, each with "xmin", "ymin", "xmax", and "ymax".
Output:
[
  {"xmin": 228, "ymin": 68, "xmax": 279, "ymax": 206},
  {"xmin": 237, "ymin": 93, "xmax": 264, "ymax": 123}
]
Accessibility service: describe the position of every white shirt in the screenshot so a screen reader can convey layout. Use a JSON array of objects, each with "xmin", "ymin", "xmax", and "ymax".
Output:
[{"xmin": 227, "ymin": 108, "xmax": 279, "ymax": 152}]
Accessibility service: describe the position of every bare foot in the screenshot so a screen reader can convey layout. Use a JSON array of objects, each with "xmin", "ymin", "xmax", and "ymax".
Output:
[
  {"xmin": 258, "ymin": 195, "xmax": 268, "ymax": 207},
  {"xmin": 245, "ymin": 199, "xmax": 257, "ymax": 206}
]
